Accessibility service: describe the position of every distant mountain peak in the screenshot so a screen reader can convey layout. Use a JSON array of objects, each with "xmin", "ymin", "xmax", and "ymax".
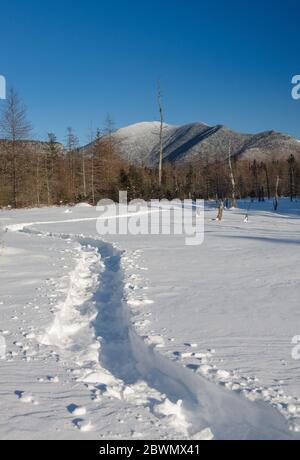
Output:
[{"xmin": 83, "ymin": 121, "xmax": 300, "ymax": 165}]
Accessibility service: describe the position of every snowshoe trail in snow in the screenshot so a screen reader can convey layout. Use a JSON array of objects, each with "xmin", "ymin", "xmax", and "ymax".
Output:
[{"xmin": 6, "ymin": 218, "xmax": 300, "ymax": 440}]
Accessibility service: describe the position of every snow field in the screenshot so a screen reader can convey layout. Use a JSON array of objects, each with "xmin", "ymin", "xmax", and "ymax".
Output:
[
  {"xmin": 1, "ymin": 201, "xmax": 300, "ymax": 439},
  {"xmin": 12, "ymin": 228, "xmax": 298, "ymax": 438}
]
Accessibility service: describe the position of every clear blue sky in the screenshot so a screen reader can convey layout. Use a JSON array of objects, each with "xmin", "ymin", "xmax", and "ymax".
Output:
[{"xmin": 0, "ymin": 0, "xmax": 300, "ymax": 145}]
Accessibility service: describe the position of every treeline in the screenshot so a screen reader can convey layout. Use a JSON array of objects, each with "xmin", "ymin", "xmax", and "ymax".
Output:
[
  {"xmin": 0, "ymin": 89, "xmax": 299, "ymax": 208},
  {"xmin": 1, "ymin": 139, "xmax": 299, "ymax": 208},
  {"xmin": 120, "ymin": 156, "xmax": 300, "ymax": 202}
]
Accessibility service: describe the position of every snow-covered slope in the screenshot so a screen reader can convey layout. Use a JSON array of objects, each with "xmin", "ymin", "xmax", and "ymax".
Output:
[
  {"xmin": 82, "ymin": 121, "xmax": 300, "ymax": 166},
  {"xmin": 113, "ymin": 122, "xmax": 176, "ymax": 164}
]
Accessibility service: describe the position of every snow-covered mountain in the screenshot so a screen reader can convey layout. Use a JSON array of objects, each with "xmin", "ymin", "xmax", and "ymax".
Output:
[
  {"xmin": 2, "ymin": 121, "xmax": 299, "ymax": 167},
  {"xmin": 82, "ymin": 121, "xmax": 300, "ymax": 165}
]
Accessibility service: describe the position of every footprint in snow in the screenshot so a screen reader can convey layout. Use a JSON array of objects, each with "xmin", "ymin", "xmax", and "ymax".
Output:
[
  {"xmin": 184, "ymin": 343, "xmax": 198, "ymax": 348},
  {"xmin": 0, "ymin": 330, "xmax": 10, "ymax": 336},
  {"xmin": 15, "ymin": 391, "xmax": 39, "ymax": 405},
  {"xmin": 23, "ymin": 332, "xmax": 36, "ymax": 339},
  {"xmin": 47, "ymin": 375, "xmax": 60, "ymax": 383},
  {"xmin": 67, "ymin": 404, "xmax": 87, "ymax": 417},
  {"xmin": 186, "ymin": 364, "xmax": 201, "ymax": 372},
  {"xmin": 125, "ymin": 283, "xmax": 136, "ymax": 291},
  {"xmin": 73, "ymin": 419, "xmax": 94, "ymax": 432}
]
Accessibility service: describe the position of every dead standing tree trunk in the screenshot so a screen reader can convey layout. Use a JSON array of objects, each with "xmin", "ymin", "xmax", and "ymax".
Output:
[
  {"xmin": 157, "ymin": 81, "xmax": 164, "ymax": 188},
  {"xmin": 216, "ymin": 201, "xmax": 224, "ymax": 221},
  {"xmin": 82, "ymin": 153, "xmax": 87, "ymax": 198},
  {"xmin": 12, "ymin": 146, "xmax": 18, "ymax": 208},
  {"xmin": 91, "ymin": 151, "xmax": 95, "ymax": 205},
  {"xmin": 44, "ymin": 151, "xmax": 51, "ymax": 207},
  {"xmin": 273, "ymin": 175, "xmax": 280, "ymax": 211},
  {"xmin": 35, "ymin": 145, "xmax": 41, "ymax": 207},
  {"xmin": 228, "ymin": 142, "xmax": 237, "ymax": 208},
  {"xmin": 262, "ymin": 163, "xmax": 271, "ymax": 200}
]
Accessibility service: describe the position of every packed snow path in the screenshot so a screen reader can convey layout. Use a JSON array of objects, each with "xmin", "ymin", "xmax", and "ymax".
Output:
[{"xmin": 1, "ymin": 201, "xmax": 300, "ymax": 439}]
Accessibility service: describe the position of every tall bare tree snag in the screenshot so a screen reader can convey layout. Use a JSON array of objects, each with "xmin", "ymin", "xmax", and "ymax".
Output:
[
  {"xmin": 228, "ymin": 142, "xmax": 237, "ymax": 208},
  {"xmin": 216, "ymin": 201, "xmax": 224, "ymax": 221},
  {"xmin": 45, "ymin": 132, "xmax": 61, "ymax": 206},
  {"xmin": 157, "ymin": 81, "xmax": 164, "ymax": 187},
  {"xmin": 82, "ymin": 152, "xmax": 87, "ymax": 198},
  {"xmin": 66, "ymin": 127, "xmax": 79, "ymax": 199},
  {"xmin": 273, "ymin": 175, "xmax": 280, "ymax": 211},
  {"xmin": 86, "ymin": 124, "xmax": 96, "ymax": 205},
  {"xmin": 262, "ymin": 162, "xmax": 271, "ymax": 200},
  {"xmin": 91, "ymin": 128, "xmax": 101, "ymax": 205},
  {"xmin": 34, "ymin": 144, "xmax": 41, "ymax": 207},
  {"xmin": 288, "ymin": 154, "xmax": 296, "ymax": 202},
  {"xmin": 103, "ymin": 114, "xmax": 117, "ymax": 190},
  {"xmin": 0, "ymin": 88, "xmax": 32, "ymax": 208}
]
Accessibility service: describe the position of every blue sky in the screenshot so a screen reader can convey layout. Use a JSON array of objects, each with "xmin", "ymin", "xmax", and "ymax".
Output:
[{"xmin": 0, "ymin": 0, "xmax": 300, "ymax": 144}]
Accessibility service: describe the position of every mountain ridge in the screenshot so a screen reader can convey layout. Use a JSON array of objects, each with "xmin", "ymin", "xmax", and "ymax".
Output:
[
  {"xmin": 81, "ymin": 121, "xmax": 300, "ymax": 165},
  {"xmin": 1, "ymin": 121, "xmax": 299, "ymax": 166}
]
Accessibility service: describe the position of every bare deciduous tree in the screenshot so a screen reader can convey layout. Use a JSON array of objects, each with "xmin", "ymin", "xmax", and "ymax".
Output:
[{"xmin": 0, "ymin": 88, "xmax": 32, "ymax": 207}]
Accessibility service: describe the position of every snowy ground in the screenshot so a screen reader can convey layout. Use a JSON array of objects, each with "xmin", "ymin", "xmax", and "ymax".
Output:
[{"xmin": 0, "ymin": 200, "xmax": 300, "ymax": 440}]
